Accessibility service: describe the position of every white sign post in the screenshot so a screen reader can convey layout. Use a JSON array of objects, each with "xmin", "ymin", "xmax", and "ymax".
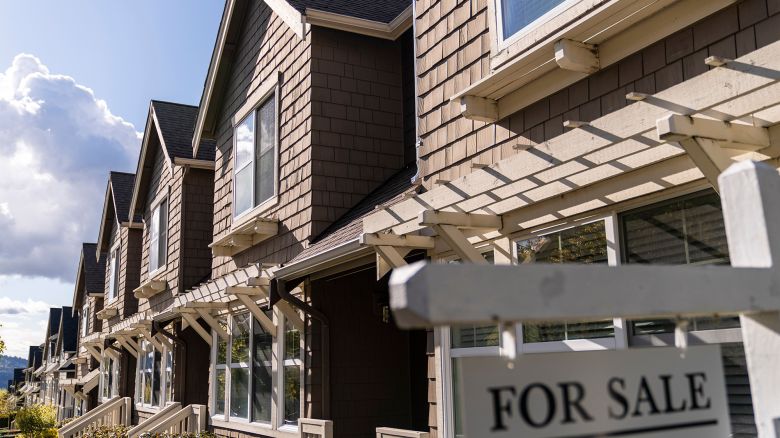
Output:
[
  {"xmin": 458, "ymin": 346, "xmax": 730, "ymax": 438},
  {"xmin": 389, "ymin": 161, "xmax": 780, "ymax": 438}
]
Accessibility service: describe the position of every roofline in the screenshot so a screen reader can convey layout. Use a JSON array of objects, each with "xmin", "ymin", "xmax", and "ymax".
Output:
[
  {"xmin": 94, "ymin": 180, "xmax": 115, "ymax": 256},
  {"xmin": 71, "ymin": 251, "xmax": 86, "ymax": 310},
  {"xmin": 129, "ymin": 103, "xmax": 174, "ymax": 220},
  {"xmin": 194, "ymin": 0, "xmax": 411, "ymax": 155},
  {"xmin": 303, "ymin": 5, "xmax": 413, "ymax": 40}
]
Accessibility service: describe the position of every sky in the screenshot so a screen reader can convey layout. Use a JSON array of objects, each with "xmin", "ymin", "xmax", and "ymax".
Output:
[{"xmin": 0, "ymin": 1, "xmax": 224, "ymax": 358}]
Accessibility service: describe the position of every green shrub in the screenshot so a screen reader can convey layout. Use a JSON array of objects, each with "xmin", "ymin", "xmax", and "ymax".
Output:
[
  {"xmin": 80, "ymin": 424, "xmax": 129, "ymax": 438},
  {"xmin": 15, "ymin": 405, "xmax": 56, "ymax": 438}
]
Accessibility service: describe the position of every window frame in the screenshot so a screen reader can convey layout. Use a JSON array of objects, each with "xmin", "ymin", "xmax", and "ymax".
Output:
[
  {"xmin": 134, "ymin": 339, "xmax": 171, "ymax": 410},
  {"xmin": 99, "ymin": 356, "xmax": 118, "ymax": 402},
  {"xmin": 81, "ymin": 303, "xmax": 89, "ymax": 338},
  {"xmin": 209, "ymin": 308, "xmax": 303, "ymax": 432},
  {"xmin": 493, "ymin": 0, "xmax": 579, "ymax": 50},
  {"xmin": 231, "ymin": 82, "xmax": 280, "ymax": 223},
  {"xmin": 148, "ymin": 196, "xmax": 169, "ymax": 276},
  {"xmin": 107, "ymin": 242, "xmax": 120, "ymax": 303}
]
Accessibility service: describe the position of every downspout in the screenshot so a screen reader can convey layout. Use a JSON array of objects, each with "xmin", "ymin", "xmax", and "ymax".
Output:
[
  {"xmin": 153, "ymin": 321, "xmax": 187, "ymax": 404},
  {"xmin": 411, "ymin": 0, "xmax": 422, "ymax": 185},
  {"xmin": 273, "ymin": 278, "xmax": 330, "ymax": 420}
]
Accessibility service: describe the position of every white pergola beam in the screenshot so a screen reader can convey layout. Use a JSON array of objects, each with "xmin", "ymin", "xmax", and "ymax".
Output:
[
  {"xmin": 194, "ymin": 308, "xmax": 229, "ymax": 340},
  {"xmin": 459, "ymin": 95, "xmax": 498, "ymax": 123},
  {"xmin": 234, "ymin": 294, "xmax": 277, "ymax": 335},
  {"xmin": 85, "ymin": 346, "xmax": 102, "ymax": 362},
  {"xmin": 276, "ymin": 300, "xmax": 305, "ymax": 332},
  {"xmin": 418, "ymin": 210, "xmax": 502, "ymax": 230},
  {"xmin": 114, "ymin": 337, "xmax": 138, "ymax": 359},
  {"xmin": 359, "ymin": 233, "xmax": 435, "ymax": 249},
  {"xmin": 657, "ymin": 114, "xmax": 771, "ymax": 150},
  {"xmin": 554, "ymin": 39, "xmax": 599, "ymax": 73},
  {"xmin": 227, "ymin": 286, "xmax": 268, "ymax": 297},
  {"xmin": 374, "ymin": 245, "xmax": 410, "ymax": 269},
  {"xmin": 138, "ymin": 328, "xmax": 165, "ymax": 352},
  {"xmin": 180, "ymin": 311, "xmax": 213, "ymax": 347},
  {"xmin": 432, "ymin": 224, "xmax": 488, "ymax": 264},
  {"xmin": 677, "ymin": 137, "xmax": 733, "ymax": 191}
]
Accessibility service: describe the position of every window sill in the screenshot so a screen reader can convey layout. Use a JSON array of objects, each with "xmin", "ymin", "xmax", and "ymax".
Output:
[
  {"xmin": 210, "ymin": 199, "xmax": 279, "ymax": 257},
  {"xmin": 455, "ymin": 0, "xmax": 735, "ymax": 122},
  {"xmin": 95, "ymin": 306, "xmax": 118, "ymax": 320},
  {"xmin": 134, "ymin": 274, "xmax": 168, "ymax": 300},
  {"xmin": 210, "ymin": 418, "xmax": 298, "ymax": 438}
]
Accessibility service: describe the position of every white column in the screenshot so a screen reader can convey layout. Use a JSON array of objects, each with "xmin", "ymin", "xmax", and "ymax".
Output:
[{"xmin": 719, "ymin": 160, "xmax": 780, "ymax": 438}]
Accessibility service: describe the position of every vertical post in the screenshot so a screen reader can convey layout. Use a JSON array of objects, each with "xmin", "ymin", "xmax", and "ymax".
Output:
[{"xmin": 719, "ymin": 160, "xmax": 780, "ymax": 437}]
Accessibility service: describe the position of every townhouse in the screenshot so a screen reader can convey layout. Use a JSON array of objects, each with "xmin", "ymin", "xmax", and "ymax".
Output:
[{"xmin": 16, "ymin": 1, "xmax": 780, "ymax": 438}]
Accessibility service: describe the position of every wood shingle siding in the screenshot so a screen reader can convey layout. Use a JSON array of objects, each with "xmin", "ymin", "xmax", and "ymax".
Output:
[{"xmin": 413, "ymin": 0, "xmax": 780, "ymax": 188}]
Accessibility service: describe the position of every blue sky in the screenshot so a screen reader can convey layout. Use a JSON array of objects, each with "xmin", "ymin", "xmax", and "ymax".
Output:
[{"xmin": 0, "ymin": 1, "xmax": 223, "ymax": 357}]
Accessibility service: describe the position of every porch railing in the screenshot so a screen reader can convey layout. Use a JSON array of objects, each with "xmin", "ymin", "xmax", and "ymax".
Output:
[
  {"xmin": 133, "ymin": 404, "xmax": 207, "ymax": 436},
  {"xmin": 376, "ymin": 427, "xmax": 430, "ymax": 438},
  {"xmin": 300, "ymin": 418, "xmax": 334, "ymax": 438},
  {"xmin": 58, "ymin": 397, "xmax": 132, "ymax": 438},
  {"xmin": 126, "ymin": 402, "xmax": 181, "ymax": 438}
]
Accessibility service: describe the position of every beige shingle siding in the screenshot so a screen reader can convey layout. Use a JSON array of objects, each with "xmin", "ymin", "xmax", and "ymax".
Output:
[
  {"xmin": 414, "ymin": 0, "xmax": 780, "ymax": 188},
  {"xmin": 103, "ymin": 221, "xmax": 141, "ymax": 330}
]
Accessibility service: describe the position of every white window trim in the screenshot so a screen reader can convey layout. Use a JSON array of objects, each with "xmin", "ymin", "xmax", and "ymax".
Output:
[
  {"xmin": 134, "ymin": 340, "xmax": 172, "ymax": 409},
  {"xmin": 231, "ymin": 78, "xmax": 281, "ymax": 222},
  {"xmin": 210, "ymin": 309, "xmax": 302, "ymax": 432},
  {"xmin": 99, "ymin": 356, "xmax": 118, "ymax": 403},
  {"xmin": 148, "ymin": 196, "xmax": 169, "ymax": 277},
  {"xmin": 493, "ymin": 0, "xmax": 579, "ymax": 51},
  {"xmin": 107, "ymin": 241, "xmax": 120, "ymax": 303}
]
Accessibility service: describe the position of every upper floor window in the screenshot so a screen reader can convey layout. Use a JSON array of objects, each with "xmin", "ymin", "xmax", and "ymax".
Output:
[
  {"xmin": 107, "ymin": 244, "xmax": 119, "ymax": 302},
  {"xmin": 81, "ymin": 303, "xmax": 89, "ymax": 337},
  {"xmin": 149, "ymin": 198, "xmax": 168, "ymax": 273},
  {"xmin": 233, "ymin": 93, "xmax": 277, "ymax": 218},
  {"xmin": 497, "ymin": 0, "xmax": 572, "ymax": 43}
]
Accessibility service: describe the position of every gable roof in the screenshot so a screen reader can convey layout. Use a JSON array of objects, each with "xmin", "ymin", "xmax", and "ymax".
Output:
[
  {"xmin": 72, "ymin": 243, "xmax": 106, "ymax": 310},
  {"xmin": 192, "ymin": 0, "xmax": 412, "ymax": 156},
  {"xmin": 55, "ymin": 306, "xmax": 78, "ymax": 354},
  {"xmin": 96, "ymin": 171, "xmax": 138, "ymax": 255},
  {"xmin": 288, "ymin": 164, "xmax": 418, "ymax": 264},
  {"xmin": 27, "ymin": 346, "xmax": 42, "ymax": 369},
  {"xmin": 43, "ymin": 308, "xmax": 62, "ymax": 360},
  {"xmin": 129, "ymin": 101, "xmax": 216, "ymax": 220}
]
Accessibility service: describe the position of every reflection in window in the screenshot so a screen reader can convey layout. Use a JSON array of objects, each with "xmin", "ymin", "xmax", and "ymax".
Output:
[
  {"xmin": 252, "ymin": 311, "xmax": 273, "ymax": 423},
  {"xmin": 517, "ymin": 221, "xmax": 613, "ymax": 342},
  {"xmin": 283, "ymin": 320, "xmax": 301, "ymax": 426},
  {"xmin": 500, "ymin": 0, "xmax": 567, "ymax": 40},
  {"xmin": 621, "ymin": 191, "xmax": 739, "ymax": 334},
  {"xmin": 233, "ymin": 94, "xmax": 277, "ymax": 217},
  {"xmin": 230, "ymin": 313, "xmax": 250, "ymax": 419}
]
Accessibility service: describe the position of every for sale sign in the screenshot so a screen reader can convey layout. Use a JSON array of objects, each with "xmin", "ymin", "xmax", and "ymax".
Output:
[{"xmin": 457, "ymin": 346, "xmax": 730, "ymax": 437}]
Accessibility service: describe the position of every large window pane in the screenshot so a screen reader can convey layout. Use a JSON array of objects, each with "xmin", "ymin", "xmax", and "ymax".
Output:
[
  {"xmin": 451, "ymin": 325, "xmax": 499, "ymax": 348},
  {"xmin": 500, "ymin": 0, "xmax": 567, "ymax": 39},
  {"xmin": 217, "ymin": 318, "xmax": 228, "ymax": 365},
  {"xmin": 255, "ymin": 98, "xmax": 276, "ymax": 205},
  {"xmin": 215, "ymin": 369, "xmax": 226, "ymax": 415},
  {"xmin": 517, "ymin": 221, "xmax": 612, "ymax": 342},
  {"xmin": 165, "ymin": 349, "xmax": 173, "ymax": 404},
  {"xmin": 252, "ymin": 313, "xmax": 273, "ymax": 423},
  {"xmin": 283, "ymin": 320, "xmax": 301, "ymax": 425},
  {"xmin": 234, "ymin": 167, "xmax": 253, "ymax": 217},
  {"xmin": 230, "ymin": 368, "xmax": 249, "ymax": 419},
  {"xmin": 152, "ymin": 349, "xmax": 162, "ymax": 406},
  {"xmin": 232, "ymin": 314, "xmax": 250, "ymax": 364},
  {"xmin": 622, "ymin": 191, "xmax": 739, "ymax": 334},
  {"xmin": 235, "ymin": 116, "xmax": 254, "ymax": 169},
  {"xmin": 144, "ymin": 347, "xmax": 152, "ymax": 405}
]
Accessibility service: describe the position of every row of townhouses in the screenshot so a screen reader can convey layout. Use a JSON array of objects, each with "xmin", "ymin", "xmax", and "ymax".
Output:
[{"xmin": 7, "ymin": 0, "xmax": 779, "ymax": 436}]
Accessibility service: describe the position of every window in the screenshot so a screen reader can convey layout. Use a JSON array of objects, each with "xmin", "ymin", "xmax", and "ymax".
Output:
[
  {"xmin": 149, "ymin": 198, "xmax": 168, "ymax": 273},
  {"xmin": 497, "ymin": 0, "xmax": 572, "ymax": 43},
  {"xmin": 212, "ymin": 309, "xmax": 302, "ymax": 429},
  {"xmin": 621, "ymin": 190, "xmax": 739, "ymax": 334},
  {"xmin": 81, "ymin": 303, "xmax": 89, "ymax": 337},
  {"xmin": 107, "ymin": 245, "xmax": 119, "ymax": 302},
  {"xmin": 100, "ymin": 356, "xmax": 117, "ymax": 401},
  {"xmin": 135, "ymin": 340, "xmax": 170, "ymax": 408},
  {"xmin": 517, "ymin": 221, "xmax": 614, "ymax": 342},
  {"xmin": 233, "ymin": 93, "xmax": 277, "ymax": 218}
]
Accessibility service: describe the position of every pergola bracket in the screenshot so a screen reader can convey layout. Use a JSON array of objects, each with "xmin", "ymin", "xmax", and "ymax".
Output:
[{"xmin": 179, "ymin": 309, "xmax": 213, "ymax": 347}]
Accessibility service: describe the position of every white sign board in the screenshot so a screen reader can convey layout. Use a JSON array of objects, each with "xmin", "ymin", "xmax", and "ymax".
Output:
[{"xmin": 457, "ymin": 346, "xmax": 730, "ymax": 437}]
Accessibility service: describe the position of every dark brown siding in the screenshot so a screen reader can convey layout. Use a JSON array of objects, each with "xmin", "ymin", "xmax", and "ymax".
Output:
[
  {"xmin": 181, "ymin": 168, "xmax": 215, "ymax": 289},
  {"xmin": 103, "ymin": 221, "xmax": 141, "ymax": 329}
]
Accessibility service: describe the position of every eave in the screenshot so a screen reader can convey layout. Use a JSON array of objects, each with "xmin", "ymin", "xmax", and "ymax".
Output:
[{"xmin": 303, "ymin": 5, "xmax": 412, "ymax": 41}]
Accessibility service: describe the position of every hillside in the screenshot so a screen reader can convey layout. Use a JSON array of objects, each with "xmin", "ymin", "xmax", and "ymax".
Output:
[{"xmin": 0, "ymin": 356, "xmax": 26, "ymax": 389}]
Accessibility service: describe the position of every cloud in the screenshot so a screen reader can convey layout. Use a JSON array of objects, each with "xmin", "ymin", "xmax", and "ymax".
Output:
[
  {"xmin": 0, "ymin": 53, "xmax": 141, "ymax": 281},
  {"xmin": 0, "ymin": 296, "xmax": 49, "ymax": 315}
]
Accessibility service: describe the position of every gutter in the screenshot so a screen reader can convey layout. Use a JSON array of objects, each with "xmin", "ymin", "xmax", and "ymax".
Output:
[{"xmin": 273, "ymin": 238, "xmax": 372, "ymax": 280}]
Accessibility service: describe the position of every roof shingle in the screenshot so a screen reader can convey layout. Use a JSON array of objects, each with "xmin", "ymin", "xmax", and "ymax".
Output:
[
  {"xmin": 109, "ymin": 171, "xmax": 137, "ymax": 223},
  {"xmin": 81, "ymin": 243, "xmax": 106, "ymax": 295},
  {"xmin": 151, "ymin": 100, "xmax": 216, "ymax": 161}
]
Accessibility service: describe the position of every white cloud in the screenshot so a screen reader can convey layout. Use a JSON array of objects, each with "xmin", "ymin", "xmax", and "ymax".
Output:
[
  {"xmin": 0, "ymin": 296, "xmax": 49, "ymax": 315},
  {"xmin": 0, "ymin": 53, "xmax": 141, "ymax": 281}
]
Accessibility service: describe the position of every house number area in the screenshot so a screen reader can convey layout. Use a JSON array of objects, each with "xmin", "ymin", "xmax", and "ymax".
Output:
[{"xmin": 457, "ymin": 346, "xmax": 731, "ymax": 438}]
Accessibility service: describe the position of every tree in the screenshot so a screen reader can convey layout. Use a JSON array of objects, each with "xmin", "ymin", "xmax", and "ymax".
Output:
[{"xmin": 0, "ymin": 324, "xmax": 5, "ymax": 354}]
